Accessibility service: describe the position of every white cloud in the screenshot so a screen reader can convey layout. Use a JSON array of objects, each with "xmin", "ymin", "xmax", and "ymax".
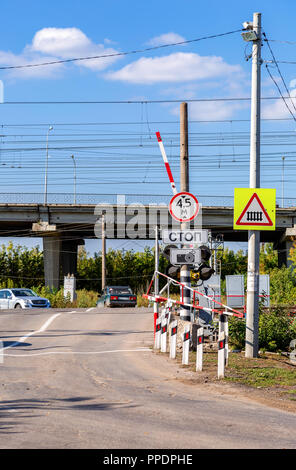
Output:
[
  {"xmin": 106, "ymin": 52, "xmax": 242, "ymax": 85},
  {"xmin": 262, "ymin": 88, "xmax": 296, "ymax": 119},
  {"xmin": 0, "ymin": 50, "xmax": 64, "ymax": 79},
  {"xmin": 0, "ymin": 27, "xmax": 121, "ymax": 79},
  {"xmin": 146, "ymin": 32, "xmax": 186, "ymax": 47},
  {"xmin": 31, "ymin": 28, "xmax": 91, "ymax": 56},
  {"xmin": 189, "ymin": 100, "xmax": 248, "ymax": 120}
]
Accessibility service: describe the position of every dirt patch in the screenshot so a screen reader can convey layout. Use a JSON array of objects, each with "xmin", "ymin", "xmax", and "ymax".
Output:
[{"xmin": 153, "ymin": 348, "xmax": 296, "ymax": 414}]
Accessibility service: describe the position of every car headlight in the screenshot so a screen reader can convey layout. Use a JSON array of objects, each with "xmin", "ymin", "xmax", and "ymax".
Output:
[{"xmin": 23, "ymin": 300, "xmax": 31, "ymax": 306}]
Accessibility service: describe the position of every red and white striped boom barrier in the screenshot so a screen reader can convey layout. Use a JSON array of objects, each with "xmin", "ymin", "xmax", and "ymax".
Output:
[
  {"xmin": 156, "ymin": 131, "xmax": 178, "ymax": 195},
  {"xmin": 144, "ymin": 271, "xmax": 244, "ymax": 320}
]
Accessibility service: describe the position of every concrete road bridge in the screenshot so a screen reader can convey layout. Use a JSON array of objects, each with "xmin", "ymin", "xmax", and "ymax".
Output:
[{"xmin": 0, "ymin": 193, "xmax": 295, "ymax": 288}]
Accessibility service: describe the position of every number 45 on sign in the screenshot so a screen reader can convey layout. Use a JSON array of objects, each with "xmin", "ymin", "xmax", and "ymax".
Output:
[{"xmin": 169, "ymin": 192, "xmax": 199, "ymax": 223}]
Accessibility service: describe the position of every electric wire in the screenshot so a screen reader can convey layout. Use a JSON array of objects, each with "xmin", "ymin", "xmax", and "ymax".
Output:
[{"xmin": 0, "ymin": 29, "xmax": 244, "ymax": 71}]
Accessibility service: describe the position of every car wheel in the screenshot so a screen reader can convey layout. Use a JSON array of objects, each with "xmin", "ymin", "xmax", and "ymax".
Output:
[{"xmin": 14, "ymin": 304, "xmax": 22, "ymax": 309}]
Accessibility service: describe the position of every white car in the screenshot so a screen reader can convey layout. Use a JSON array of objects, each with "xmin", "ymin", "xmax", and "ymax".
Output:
[{"xmin": 0, "ymin": 288, "xmax": 51, "ymax": 309}]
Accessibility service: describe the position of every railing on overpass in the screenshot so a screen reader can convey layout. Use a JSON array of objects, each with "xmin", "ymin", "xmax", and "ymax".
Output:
[{"xmin": 0, "ymin": 193, "xmax": 294, "ymax": 207}]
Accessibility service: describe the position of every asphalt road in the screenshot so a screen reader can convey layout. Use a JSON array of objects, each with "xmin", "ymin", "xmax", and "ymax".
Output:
[{"xmin": 0, "ymin": 306, "xmax": 295, "ymax": 449}]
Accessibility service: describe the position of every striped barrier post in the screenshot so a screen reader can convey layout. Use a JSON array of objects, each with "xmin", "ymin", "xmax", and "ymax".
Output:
[
  {"xmin": 182, "ymin": 325, "xmax": 190, "ymax": 365},
  {"xmin": 219, "ymin": 313, "xmax": 229, "ymax": 366},
  {"xmin": 154, "ymin": 317, "xmax": 161, "ymax": 350},
  {"xmin": 170, "ymin": 320, "xmax": 178, "ymax": 359},
  {"xmin": 161, "ymin": 317, "xmax": 168, "ymax": 353},
  {"xmin": 218, "ymin": 331, "xmax": 226, "ymax": 379},
  {"xmin": 196, "ymin": 326, "xmax": 204, "ymax": 372}
]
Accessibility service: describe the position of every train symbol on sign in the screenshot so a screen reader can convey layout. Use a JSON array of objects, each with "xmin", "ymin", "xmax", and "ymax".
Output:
[
  {"xmin": 235, "ymin": 192, "xmax": 273, "ymax": 227},
  {"xmin": 246, "ymin": 211, "xmax": 264, "ymax": 222}
]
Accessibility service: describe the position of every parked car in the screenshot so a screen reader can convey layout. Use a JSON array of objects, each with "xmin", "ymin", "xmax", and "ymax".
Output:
[
  {"xmin": 0, "ymin": 288, "xmax": 51, "ymax": 309},
  {"xmin": 97, "ymin": 286, "xmax": 137, "ymax": 308}
]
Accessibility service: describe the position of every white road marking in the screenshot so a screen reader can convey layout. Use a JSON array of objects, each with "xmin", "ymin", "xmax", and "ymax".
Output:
[
  {"xmin": 3, "ymin": 348, "xmax": 152, "ymax": 357},
  {"xmin": 86, "ymin": 307, "xmax": 96, "ymax": 312},
  {"xmin": 2, "ymin": 312, "xmax": 63, "ymax": 351}
]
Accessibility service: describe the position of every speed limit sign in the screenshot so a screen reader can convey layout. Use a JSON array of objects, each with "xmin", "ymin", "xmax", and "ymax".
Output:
[{"xmin": 169, "ymin": 192, "xmax": 199, "ymax": 222}]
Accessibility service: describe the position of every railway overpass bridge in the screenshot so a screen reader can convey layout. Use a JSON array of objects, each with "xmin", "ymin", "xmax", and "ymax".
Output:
[{"xmin": 0, "ymin": 197, "xmax": 295, "ymax": 288}]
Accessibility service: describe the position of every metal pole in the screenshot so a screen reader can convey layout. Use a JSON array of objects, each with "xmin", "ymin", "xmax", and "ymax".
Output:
[
  {"xmin": 282, "ymin": 156, "xmax": 285, "ymax": 208},
  {"xmin": 246, "ymin": 12, "xmax": 262, "ymax": 358},
  {"xmin": 180, "ymin": 102, "xmax": 191, "ymax": 321},
  {"xmin": 154, "ymin": 226, "xmax": 159, "ymax": 331},
  {"xmin": 44, "ymin": 126, "xmax": 53, "ymax": 205},
  {"xmin": 101, "ymin": 212, "xmax": 106, "ymax": 291}
]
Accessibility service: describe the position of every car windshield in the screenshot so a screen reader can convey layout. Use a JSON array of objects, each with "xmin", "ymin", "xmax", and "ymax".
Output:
[
  {"xmin": 11, "ymin": 289, "xmax": 37, "ymax": 297},
  {"xmin": 109, "ymin": 287, "xmax": 132, "ymax": 295}
]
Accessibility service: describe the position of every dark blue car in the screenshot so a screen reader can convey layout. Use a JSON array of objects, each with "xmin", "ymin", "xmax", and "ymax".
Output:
[{"xmin": 97, "ymin": 286, "xmax": 137, "ymax": 308}]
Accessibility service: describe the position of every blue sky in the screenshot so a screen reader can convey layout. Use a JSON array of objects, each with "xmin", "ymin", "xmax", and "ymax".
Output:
[{"xmin": 0, "ymin": 0, "xmax": 296, "ymax": 254}]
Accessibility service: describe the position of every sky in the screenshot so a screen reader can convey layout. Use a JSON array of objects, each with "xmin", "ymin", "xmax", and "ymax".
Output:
[{"xmin": 1, "ymin": 0, "xmax": 296, "ymax": 254}]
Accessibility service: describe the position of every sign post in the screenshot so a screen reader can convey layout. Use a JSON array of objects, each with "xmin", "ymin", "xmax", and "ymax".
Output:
[
  {"xmin": 234, "ymin": 186, "xmax": 276, "ymax": 359},
  {"xmin": 64, "ymin": 274, "xmax": 76, "ymax": 302}
]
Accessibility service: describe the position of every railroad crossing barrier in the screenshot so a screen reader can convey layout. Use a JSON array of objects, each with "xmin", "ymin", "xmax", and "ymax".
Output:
[{"xmin": 145, "ymin": 270, "xmax": 244, "ymax": 378}]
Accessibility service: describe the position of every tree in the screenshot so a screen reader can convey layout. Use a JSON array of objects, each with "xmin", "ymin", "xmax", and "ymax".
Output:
[{"xmin": 260, "ymin": 243, "xmax": 278, "ymax": 273}]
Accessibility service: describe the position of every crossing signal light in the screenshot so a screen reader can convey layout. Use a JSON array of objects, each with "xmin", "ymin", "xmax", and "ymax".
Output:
[
  {"xmin": 162, "ymin": 244, "xmax": 180, "ymax": 278},
  {"xmin": 194, "ymin": 245, "xmax": 215, "ymax": 281}
]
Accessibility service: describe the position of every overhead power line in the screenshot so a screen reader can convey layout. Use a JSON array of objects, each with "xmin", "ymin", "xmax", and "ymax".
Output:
[
  {"xmin": 0, "ymin": 96, "xmax": 294, "ymax": 105},
  {"xmin": 263, "ymin": 31, "xmax": 296, "ymax": 119},
  {"xmin": 0, "ymin": 29, "xmax": 243, "ymax": 71}
]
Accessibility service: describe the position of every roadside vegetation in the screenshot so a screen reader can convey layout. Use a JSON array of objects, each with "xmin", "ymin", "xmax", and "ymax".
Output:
[{"xmin": 1, "ymin": 241, "xmax": 296, "ymax": 352}]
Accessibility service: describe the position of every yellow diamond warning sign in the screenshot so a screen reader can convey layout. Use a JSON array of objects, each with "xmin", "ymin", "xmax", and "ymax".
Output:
[{"xmin": 233, "ymin": 188, "xmax": 276, "ymax": 231}]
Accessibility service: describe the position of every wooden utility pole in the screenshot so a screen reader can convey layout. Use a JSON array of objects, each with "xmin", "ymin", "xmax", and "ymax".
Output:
[
  {"xmin": 180, "ymin": 102, "xmax": 191, "ymax": 321},
  {"xmin": 101, "ymin": 212, "xmax": 106, "ymax": 291}
]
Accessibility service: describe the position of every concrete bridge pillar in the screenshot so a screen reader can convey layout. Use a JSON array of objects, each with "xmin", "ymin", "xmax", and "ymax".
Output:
[
  {"xmin": 43, "ymin": 236, "xmax": 84, "ymax": 290},
  {"xmin": 43, "ymin": 235, "xmax": 61, "ymax": 290},
  {"xmin": 278, "ymin": 239, "xmax": 294, "ymax": 269},
  {"xmin": 276, "ymin": 226, "xmax": 296, "ymax": 269},
  {"xmin": 61, "ymin": 239, "xmax": 85, "ymax": 277}
]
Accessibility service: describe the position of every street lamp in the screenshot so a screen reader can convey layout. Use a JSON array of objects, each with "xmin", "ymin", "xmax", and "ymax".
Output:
[
  {"xmin": 70, "ymin": 154, "xmax": 77, "ymax": 204},
  {"xmin": 44, "ymin": 126, "xmax": 53, "ymax": 205}
]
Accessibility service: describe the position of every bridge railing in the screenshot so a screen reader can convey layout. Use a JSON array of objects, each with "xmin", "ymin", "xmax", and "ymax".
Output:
[{"xmin": 0, "ymin": 193, "xmax": 293, "ymax": 207}]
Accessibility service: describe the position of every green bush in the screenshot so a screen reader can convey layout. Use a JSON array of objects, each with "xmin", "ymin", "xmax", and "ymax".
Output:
[
  {"xmin": 228, "ymin": 308, "xmax": 296, "ymax": 352},
  {"xmin": 228, "ymin": 316, "xmax": 246, "ymax": 350},
  {"xmin": 259, "ymin": 308, "xmax": 296, "ymax": 351},
  {"xmin": 31, "ymin": 286, "xmax": 98, "ymax": 309}
]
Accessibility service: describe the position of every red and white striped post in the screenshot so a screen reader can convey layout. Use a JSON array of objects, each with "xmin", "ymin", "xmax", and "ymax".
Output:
[
  {"xmin": 154, "ymin": 317, "xmax": 161, "ymax": 350},
  {"xmin": 219, "ymin": 313, "xmax": 229, "ymax": 366},
  {"xmin": 218, "ymin": 331, "xmax": 226, "ymax": 379},
  {"xmin": 161, "ymin": 317, "xmax": 168, "ymax": 353},
  {"xmin": 196, "ymin": 326, "xmax": 204, "ymax": 372},
  {"xmin": 182, "ymin": 325, "xmax": 190, "ymax": 365},
  {"xmin": 170, "ymin": 320, "xmax": 178, "ymax": 359}
]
